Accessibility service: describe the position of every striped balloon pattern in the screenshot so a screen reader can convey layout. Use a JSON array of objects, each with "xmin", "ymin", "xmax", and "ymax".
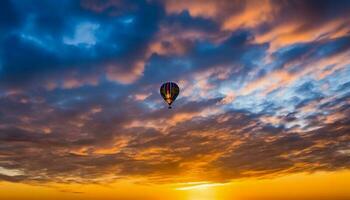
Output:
[{"xmin": 160, "ymin": 82, "xmax": 180, "ymax": 109}]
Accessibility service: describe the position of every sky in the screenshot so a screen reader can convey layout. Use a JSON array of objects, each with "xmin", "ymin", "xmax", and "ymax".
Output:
[{"xmin": 0, "ymin": 0, "xmax": 349, "ymax": 199}]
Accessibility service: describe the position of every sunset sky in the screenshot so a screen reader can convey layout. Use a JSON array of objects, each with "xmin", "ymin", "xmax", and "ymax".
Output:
[{"xmin": 0, "ymin": 0, "xmax": 349, "ymax": 199}]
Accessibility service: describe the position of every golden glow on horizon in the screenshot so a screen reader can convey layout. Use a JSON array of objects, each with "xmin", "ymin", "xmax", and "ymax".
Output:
[
  {"xmin": 1, "ymin": 170, "xmax": 350, "ymax": 200},
  {"xmin": 175, "ymin": 182, "xmax": 228, "ymax": 190}
]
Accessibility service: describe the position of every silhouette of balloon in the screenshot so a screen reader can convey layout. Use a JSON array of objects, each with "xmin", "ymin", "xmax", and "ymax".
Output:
[{"xmin": 160, "ymin": 82, "xmax": 180, "ymax": 109}]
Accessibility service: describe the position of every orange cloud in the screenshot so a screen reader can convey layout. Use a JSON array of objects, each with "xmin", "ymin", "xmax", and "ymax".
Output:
[
  {"xmin": 106, "ymin": 61, "xmax": 145, "ymax": 84},
  {"xmin": 133, "ymin": 92, "xmax": 152, "ymax": 101},
  {"xmin": 222, "ymin": 0, "xmax": 276, "ymax": 31},
  {"xmin": 93, "ymin": 137, "xmax": 130, "ymax": 155},
  {"xmin": 124, "ymin": 111, "xmax": 200, "ymax": 132},
  {"xmin": 62, "ymin": 76, "xmax": 99, "ymax": 89},
  {"xmin": 165, "ymin": 0, "xmax": 221, "ymax": 18},
  {"xmin": 147, "ymin": 24, "xmax": 227, "ymax": 57},
  {"xmin": 324, "ymin": 112, "xmax": 346, "ymax": 124},
  {"xmin": 255, "ymin": 18, "xmax": 350, "ymax": 51},
  {"xmin": 147, "ymin": 26, "xmax": 198, "ymax": 56}
]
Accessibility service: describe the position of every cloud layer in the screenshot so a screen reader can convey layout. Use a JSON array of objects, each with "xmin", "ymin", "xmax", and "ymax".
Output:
[{"xmin": 0, "ymin": 0, "xmax": 349, "ymax": 184}]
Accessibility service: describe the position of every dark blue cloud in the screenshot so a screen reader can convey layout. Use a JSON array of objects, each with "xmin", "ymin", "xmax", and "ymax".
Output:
[
  {"xmin": 165, "ymin": 10, "xmax": 219, "ymax": 33},
  {"xmin": 0, "ymin": 0, "xmax": 165, "ymax": 88},
  {"xmin": 0, "ymin": 0, "xmax": 19, "ymax": 32},
  {"xmin": 1, "ymin": 34, "xmax": 61, "ymax": 84}
]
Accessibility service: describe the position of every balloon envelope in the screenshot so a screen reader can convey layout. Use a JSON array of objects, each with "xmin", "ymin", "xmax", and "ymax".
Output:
[{"xmin": 160, "ymin": 82, "xmax": 179, "ymax": 109}]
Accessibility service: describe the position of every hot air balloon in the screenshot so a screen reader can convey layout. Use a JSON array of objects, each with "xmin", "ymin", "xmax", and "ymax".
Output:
[{"xmin": 160, "ymin": 82, "xmax": 180, "ymax": 109}]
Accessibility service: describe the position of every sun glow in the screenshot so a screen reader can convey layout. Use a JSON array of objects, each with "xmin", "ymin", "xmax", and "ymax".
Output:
[
  {"xmin": 175, "ymin": 182, "xmax": 228, "ymax": 191},
  {"xmin": 176, "ymin": 182, "xmax": 226, "ymax": 200},
  {"xmin": 0, "ymin": 171, "xmax": 350, "ymax": 199}
]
